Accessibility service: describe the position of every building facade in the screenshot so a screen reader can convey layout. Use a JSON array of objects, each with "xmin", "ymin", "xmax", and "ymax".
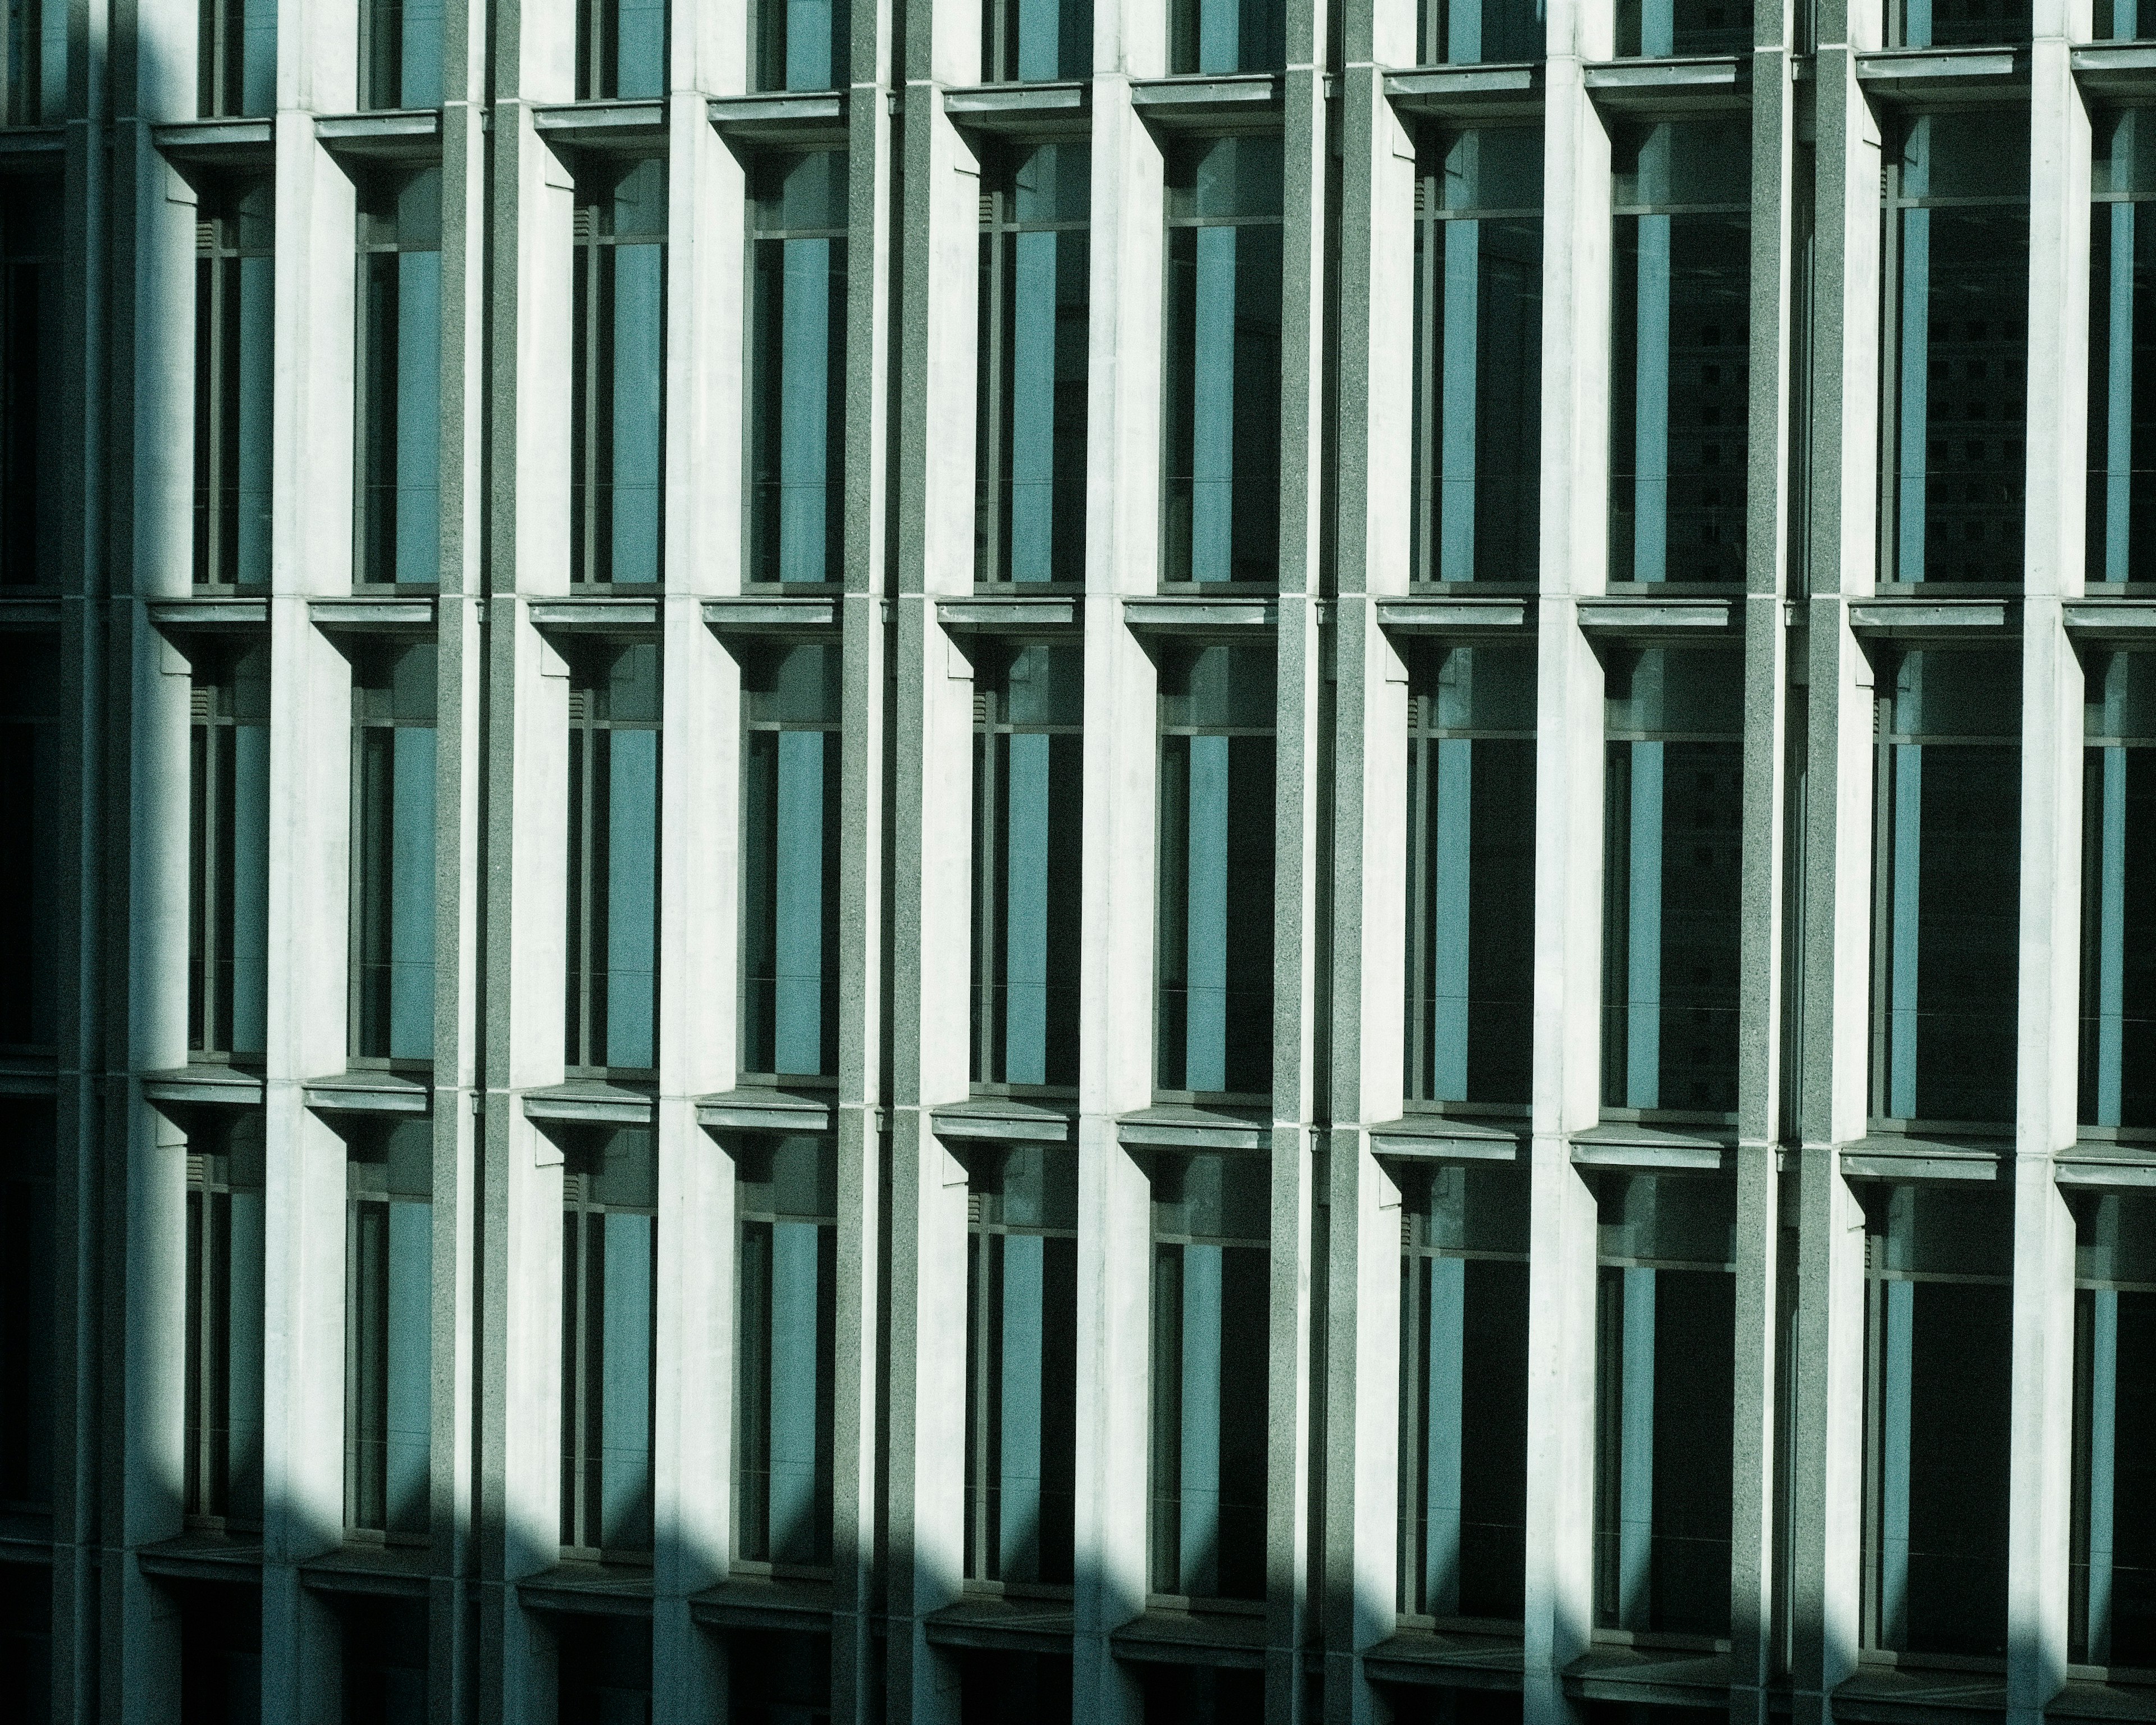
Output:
[{"xmin": 5, "ymin": 0, "xmax": 2155, "ymax": 1717}]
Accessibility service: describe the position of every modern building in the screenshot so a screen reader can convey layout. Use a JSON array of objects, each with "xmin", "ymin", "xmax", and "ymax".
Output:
[{"xmin": 3, "ymin": 0, "xmax": 2153, "ymax": 1716}]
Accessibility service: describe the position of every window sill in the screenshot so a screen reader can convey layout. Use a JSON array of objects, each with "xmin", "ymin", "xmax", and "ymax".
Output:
[
  {"xmin": 1370, "ymin": 1112, "xmax": 1524, "ymax": 1162},
  {"xmin": 1365, "ymin": 1620, "xmax": 1524, "ymax": 1686},
  {"xmin": 924, "ymin": 1590, "xmax": 1076, "ymax": 1655},
  {"xmin": 1572, "ymin": 1119, "xmax": 1735, "ymax": 1172},
  {"xmin": 689, "ymin": 1571, "xmax": 834, "ymax": 1631},
  {"xmin": 943, "ymin": 82, "xmax": 1089, "ymax": 134},
  {"xmin": 1120, "ymin": 1102, "xmax": 1270, "ymax": 1152},
  {"xmin": 697, "ymin": 1085, "xmax": 837, "ymax": 1135},
  {"xmin": 933, "ymin": 1094, "xmax": 1075, "ymax": 1146},
  {"xmin": 1116, "ymin": 1603, "xmax": 1268, "ymax": 1667},
  {"xmin": 1570, "ymin": 1640, "xmax": 1733, "ymax": 1703},
  {"xmin": 304, "ymin": 1068, "xmax": 431, "ymax": 1116},
  {"xmin": 1855, "ymin": 44, "xmax": 2030, "ymax": 98},
  {"xmin": 521, "ymin": 1079, "xmax": 655, "ymax": 1128},
  {"xmin": 144, "ymin": 1064, "xmax": 264, "ymax": 1108},
  {"xmin": 1843, "ymin": 1128, "xmax": 2009, "ymax": 1183},
  {"xmin": 1582, "ymin": 55, "xmax": 1750, "ymax": 113},
  {"xmin": 709, "ymin": 90, "xmax": 848, "ymax": 145}
]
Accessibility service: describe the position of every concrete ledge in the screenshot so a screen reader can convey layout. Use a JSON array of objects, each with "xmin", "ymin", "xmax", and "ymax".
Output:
[
  {"xmin": 313, "ymin": 110, "xmax": 442, "ymax": 158},
  {"xmin": 148, "ymin": 597, "xmax": 271, "ymax": 633},
  {"xmin": 703, "ymin": 595, "xmax": 843, "ymax": 636},
  {"xmin": 1130, "ymin": 74, "xmax": 1284, "ymax": 126},
  {"xmin": 690, "ymin": 1575, "xmax": 836, "ymax": 1630},
  {"xmin": 1368, "ymin": 1114, "xmax": 1524, "ymax": 1162},
  {"xmin": 298, "ymin": 1544, "xmax": 437, "ymax": 1598},
  {"xmin": 520, "ymin": 1081, "xmax": 656, "ymax": 1126},
  {"xmin": 0, "ymin": 596, "xmax": 61, "ymax": 626},
  {"xmin": 1570, "ymin": 1121, "xmax": 1735, "ymax": 1171},
  {"xmin": 2048, "ymin": 1679, "xmax": 2156, "ymax": 1724},
  {"xmin": 0, "ymin": 1061, "xmax": 56, "ymax": 1096},
  {"xmin": 1123, "ymin": 594, "xmax": 1277, "ymax": 632},
  {"xmin": 0, "ymin": 127, "xmax": 63, "ymax": 162},
  {"xmin": 2057, "ymin": 1144, "xmax": 2156, "ymax": 1188},
  {"xmin": 527, "ymin": 596, "xmax": 661, "ymax": 633},
  {"xmin": 1376, "ymin": 595, "xmax": 1533, "ymax": 635},
  {"xmin": 709, "ymin": 91, "xmax": 847, "ymax": 142},
  {"xmin": 1848, "ymin": 597, "xmax": 2015, "ymax": 636},
  {"xmin": 2065, "ymin": 599, "xmax": 2156, "ymax": 638},
  {"xmin": 1831, "ymin": 1662, "xmax": 2008, "ymax": 1724},
  {"xmin": 1576, "ymin": 597, "xmax": 1738, "ymax": 636},
  {"xmin": 1108, "ymin": 1606, "xmax": 1268, "ymax": 1667},
  {"xmin": 1854, "ymin": 44, "xmax": 2029, "ymax": 98},
  {"xmin": 943, "ymin": 83, "xmax": 1090, "ymax": 132},
  {"xmin": 532, "ymin": 100, "xmax": 666, "ymax": 144},
  {"xmin": 2075, "ymin": 43, "xmax": 2156, "ymax": 98},
  {"xmin": 1117, "ymin": 1104, "xmax": 1271, "ymax": 1152},
  {"xmin": 1583, "ymin": 55, "xmax": 1749, "ymax": 112},
  {"xmin": 937, "ymin": 595, "xmax": 1082, "ymax": 633},
  {"xmin": 1363, "ymin": 1626, "xmax": 1524, "ymax": 1688},
  {"xmin": 151, "ymin": 118, "xmax": 275, "ymax": 163},
  {"xmin": 1840, "ymin": 1134, "xmax": 2009, "ymax": 1183},
  {"xmin": 696, "ymin": 1087, "xmax": 835, "ymax": 1135},
  {"xmin": 142, "ymin": 1065, "xmax": 264, "ymax": 1108},
  {"xmin": 1564, "ymin": 1646, "xmax": 1733, "ymax": 1704},
  {"xmin": 1383, "ymin": 63, "xmax": 1543, "ymax": 118},
  {"xmin": 931, "ymin": 1096, "xmax": 1077, "ymax": 1144},
  {"xmin": 135, "ymin": 1534, "xmax": 264, "ymax": 1581},
  {"xmin": 303, "ymin": 1070, "xmax": 432, "ymax": 1116},
  {"xmin": 309, "ymin": 595, "xmax": 436, "ymax": 633},
  {"xmin": 518, "ymin": 1563, "xmax": 654, "ymax": 1616},
  {"xmin": 922, "ymin": 1594, "xmax": 1076, "ymax": 1653}
]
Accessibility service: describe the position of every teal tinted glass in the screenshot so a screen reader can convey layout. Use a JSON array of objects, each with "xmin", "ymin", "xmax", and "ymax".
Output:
[
  {"xmin": 1605, "ymin": 647, "xmax": 1743, "ymax": 737},
  {"xmin": 1173, "ymin": 135, "xmax": 1283, "ymax": 221},
  {"xmin": 1152, "ymin": 1151, "xmax": 1269, "ymax": 1242},
  {"xmin": 1429, "ymin": 641, "xmax": 1538, "ymax": 732},
  {"xmin": 747, "ymin": 642, "xmax": 842, "ymax": 725},
  {"xmin": 1439, "ymin": 127, "xmax": 1544, "ymax": 214},
  {"xmin": 1896, "ymin": 112, "xmax": 2030, "ymax": 202},
  {"xmin": 1160, "ymin": 642, "xmax": 1276, "ymax": 730},
  {"xmin": 1886, "ymin": 649, "xmax": 2021, "ymax": 740},
  {"xmin": 759, "ymin": 150, "xmax": 848, "ymax": 232},
  {"xmin": 1613, "ymin": 118, "xmax": 1751, "ymax": 209},
  {"xmin": 1597, "ymin": 1172, "xmax": 1737, "ymax": 1268},
  {"xmin": 1003, "ymin": 642, "xmax": 1084, "ymax": 726},
  {"xmin": 738, "ymin": 1133, "xmax": 839, "ymax": 1219},
  {"xmin": 1012, "ymin": 140, "xmax": 1090, "ymax": 225},
  {"xmin": 2089, "ymin": 651, "xmax": 2156, "ymax": 743}
]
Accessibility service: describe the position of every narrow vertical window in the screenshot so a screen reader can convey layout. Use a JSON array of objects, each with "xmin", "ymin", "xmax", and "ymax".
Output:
[
  {"xmin": 194, "ymin": 179, "xmax": 275, "ymax": 588},
  {"xmin": 0, "ymin": 1101, "xmax": 53, "ymax": 1513},
  {"xmin": 1881, "ymin": 113, "xmax": 2029, "ymax": 587},
  {"xmin": 1157, "ymin": 641, "xmax": 1276, "ymax": 1101},
  {"xmin": 2090, "ymin": 111, "xmax": 2156, "ymax": 586},
  {"xmin": 1593, "ymin": 1172, "xmax": 1736, "ymax": 1638},
  {"xmin": 1411, "ymin": 129, "xmax": 1542, "ymax": 587},
  {"xmin": 1397, "ymin": 1162, "xmax": 1528, "ymax": 1622},
  {"xmin": 2084, "ymin": 654, "xmax": 2156, "ymax": 1133},
  {"xmin": 565, "ymin": 640, "xmax": 661, "ymax": 1076},
  {"xmin": 982, "ymin": 0, "xmax": 1089, "ymax": 80},
  {"xmin": 185, "ymin": 1114, "xmax": 266, "ymax": 1528},
  {"xmin": 972, "ymin": 644, "xmax": 1082, "ymax": 1091},
  {"xmin": 198, "ymin": 0, "xmax": 274, "ymax": 115},
  {"xmin": 560, "ymin": 1128, "xmax": 656, "ymax": 1557},
  {"xmin": 350, "ymin": 640, "xmax": 437, "ymax": 1065},
  {"xmin": 976, "ymin": 143, "xmax": 1089, "ymax": 587},
  {"xmin": 962, "ymin": 1144, "xmax": 1078, "ymax": 1586},
  {"xmin": 356, "ymin": 167, "xmax": 442, "ymax": 587},
  {"xmin": 1417, "ymin": 0, "xmax": 1543, "ymax": 63},
  {"xmin": 2098, "ymin": 0, "xmax": 2151, "ymax": 39},
  {"xmin": 2071, "ymin": 1193, "xmax": 2156, "ymax": 1669},
  {"xmin": 1404, "ymin": 642, "xmax": 1536, "ymax": 1110},
  {"xmin": 1614, "ymin": 0, "xmax": 1751, "ymax": 54},
  {"xmin": 1611, "ymin": 118, "xmax": 1750, "ymax": 587},
  {"xmin": 4, "ymin": 0, "xmax": 63, "ymax": 123},
  {"xmin": 1861, "ymin": 1184, "xmax": 2012, "ymax": 1657},
  {"xmin": 748, "ymin": 152, "xmax": 847, "ymax": 586},
  {"xmin": 1871, "ymin": 648, "xmax": 2020, "ymax": 1129},
  {"xmin": 742, "ymin": 642, "xmax": 840, "ymax": 1083},
  {"xmin": 0, "ymin": 633, "xmax": 59, "ymax": 1050},
  {"xmin": 1164, "ymin": 136, "xmax": 1283, "ymax": 588},
  {"xmin": 338, "ymin": 1598, "xmax": 429, "ymax": 1722},
  {"xmin": 0, "ymin": 181, "xmax": 61, "ymax": 585},
  {"xmin": 345, "ymin": 1118, "xmax": 431, "ymax": 1541},
  {"xmin": 572, "ymin": 159, "xmax": 666, "ymax": 587},
  {"xmin": 753, "ymin": 0, "xmax": 849, "ymax": 90},
  {"xmin": 1170, "ymin": 0, "xmax": 1282, "ymax": 71},
  {"xmin": 359, "ymin": 0, "xmax": 442, "ymax": 108},
  {"xmin": 1149, "ymin": 1151, "xmax": 1268, "ymax": 1602},
  {"xmin": 1601, "ymin": 646, "xmax": 1743, "ymax": 1118},
  {"xmin": 190, "ymin": 640, "xmax": 271, "ymax": 1066},
  {"xmin": 576, "ymin": 0, "xmax": 664, "ymax": 98},
  {"xmin": 734, "ymin": 1134, "xmax": 837, "ymax": 1569},
  {"xmin": 1890, "ymin": 0, "xmax": 2028, "ymax": 45}
]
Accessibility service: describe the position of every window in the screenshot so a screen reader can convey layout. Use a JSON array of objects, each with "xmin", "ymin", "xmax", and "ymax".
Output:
[
  {"xmin": 572, "ymin": 159, "xmax": 665, "ymax": 587},
  {"xmin": 1397, "ymin": 1161, "xmax": 1528, "ymax": 1622},
  {"xmin": 1871, "ymin": 648, "xmax": 2020, "ymax": 1128},
  {"xmin": 2073, "ymin": 1193, "xmax": 2156, "ymax": 1671},
  {"xmin": 742, "ymin": 642, "xmax": 839, "ymax": 1082},
  {"xmin": 560, "ymin": 1127, "xmax": 656, "ymax": 1558},
  {"xmin": 2098, "ymin": 0, "xmax": 2151, "ymax": 39},
  {"xmin": 1163, "ymin": 136, "xmax": 1282, "ymax": 588},
  {"xmin": 983, "ymin": 0, "xmax": 1089, "ymax": 80},
  {"xmin": 190, "ymin": 640, "xmax": 271, "ymax": 1066},
  {"xmin": 972, "ymin": 644, "xmax": 1081, "ymax": 1090},
  {"xmin": 752, "ymin": 0, "xmax": 848, "ymax": 91},
  {"xmin": 5, "ymin": 0, "xmax": 63, "ymax": 123},
  {"xmin": 1593, "ymin": 1172, "xmax": 1735, "ymax": 1639},
  {"xmin": 728, "ymin": 1630, "xmax": 832, "ymax": 1725},
  {"xmin": 976, "ymin": 143, "xmax": 1089, "ymax": 587},
  {"xmin": 185, "ymin": 1113, "xmax": 265, "ymax": 1528},
  {"xmin": 0, "ymin": 1101, "xmax": 53, "ymax": 1513},
  {"xmin": 575, "ymin": 0, "xmax": 663, "ymax": 99},
  {"xmin": 1417, "ymin": 0, "xmax": 1542, "ymax": 64},
  {"xmin": 198, "ymin": 0, "xmax": 273, "ymax": 115},
  {"xmin": 345, "ymin": 1118, "xmax": 430, "ymax": 1541},
  {"xmin": 350, "ymin": 640, "xmax": 437, "ymax": 1064},
  {"xmin": 337, "ymin": 1597, "xmax": 428, "ymax": 1723},
  {"xmin": 0, "ymin": 1566, "xmax": 51, "ymax": 1724},
  {"xmin": 357, "ymin": 167, "xmax": 441, "ymax": 587},
  {"xmin": 556, "ymin": 1615, "xmax": 651, "ymax": 1724},
  {"xmin": 194, "ymin": 179, "xmax": 274, "ymax": 588},
  {"xmin": 1881, "ymin": 113, "xmax": 2029, "ymax": 587},
  {"xmin": 565, "ymin": 640, "xmax": 659, "ymax": 1076},
  {"xmin": 2082, "ymin": 653, "xmax": 2156, "ymax": 1133},
  {"xmin": 1405, "ymin": 641, "xmax": 1536, "ymax": 1110},
  {"xmin": 1614, "ymin": 0, "xmax": 1750, "ymax": 54},
  {"xmin": 960, "ymin": 1652, "xmax": 1074, "ymax": 1725},
  {"xmin": 1860, "ymin": 1184, "xmax": 2012, "ymax": 1658},
  {"xmin": 1601, "ymin": 646, "xmax": 1742, "ymax": 1118},
  {"xmin": 1170, "ymin": 0, "xmax": 1282, "ymax": 72},
  {"xmin": 748, "ymin": 153, "xmax": 846, "ymax": 587},
  {"xmin": 1611, "ymin": 119, "xmax": 1750, "ymax": 587},
  {"xmin": 0, "ymin": 633, "xmax": 58, "ymax": 1049},
  {"xmin": 963, "ymin": 1144, "xmax": 1077, "ymax": 1586},
  {"xmin": 1150, "ymin": 1151, "xmax": 1267, "ymax": 1602},
  {"xmin": 2091, "ymin": 111, "xmax": 2156, "ymax": 586},
  {"xmin": 735, "ymin": 1134, "xmax": 837, "ymax": 1569},
  {"xmin": 1157, "ymin": 641, "xmax": 1275, "ymax": 1101},
  {"xmin": 359, "ymin": 0, "xmax": 441, "ymax": 108},
  {"xmin": 1412, "ymin": 130, "xmax": 1542, "ymax": 587},
  {"xmin": 179, "ymin": 1581, "xmax": 262, "ymax": 1721},
  {"xmin": 1889, "ymin": 0, "xmax": 2027, "ymax": 46},
  {"xmin": 0, "ymin": 181, "xmax": 61, "ymax": 585}
]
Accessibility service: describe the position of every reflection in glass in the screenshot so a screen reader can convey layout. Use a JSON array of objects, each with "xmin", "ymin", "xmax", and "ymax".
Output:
[
  {"xmin": 572, "ymin": 159, "xmax": 666, "ymax": 586},
  {"xmin": 360, "ymin": 0, "xmax": 441, "ymax": 108},
  {"xmin": 755, "ymin": 0, "xmax": 849, "ymax": 90},
  {"xmin": 346, "ymin": 1119, "xmax": 431, "ymax": 1539},
  {"xmin": 1614, "ymin": 0, "xmax": 1751, "ymax": 54},
  {"xmin": 1170, "ymin": 0, "xmax": 1282, "ymax": 71},
  {"xmin": 1892, "ymin": 0, "xmax": 2028, "ymax": 47},
  {"xmin": 1418, "ymin": 0, "xmax": 1543, "ymax": 63},
  {"xmin": 561, "ymin": 1129, "xmax": 656, "ymax": 1555},
  {"xmin": 750, "ymin": 152, "xmax": 848, "ymax": 585},
  {"xmin": 357, "ymin": 167, "xmax": 442, "ymax": 587},
  {"xmin": 186, "ymin": 1115, "xmax": 266, "ymax": 1526},
  {"xmin": 983, "ymin": 0, "xmax": 1090, "ymax": 80},
  {"xmin": 565, "ymin": 640, "xmax": 661, "ymax": 1074},
  {"xmin": 743, "ymin": 644, "xmax": 841, "ymax": 1081},
  {"xmin": 351, "ymin": 641, "xmax": 437, "ymax": 1064},
  {"xmin": 194, "ymin": 180, "xmax": 275, "ymax": 587},
  {"xmin": 190, "ymin": 640, "xmax": 271, "ymax": 1062},
  {"xmin": 577, "ymin": 0, "xmax": 663, "ymax": 98}
]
